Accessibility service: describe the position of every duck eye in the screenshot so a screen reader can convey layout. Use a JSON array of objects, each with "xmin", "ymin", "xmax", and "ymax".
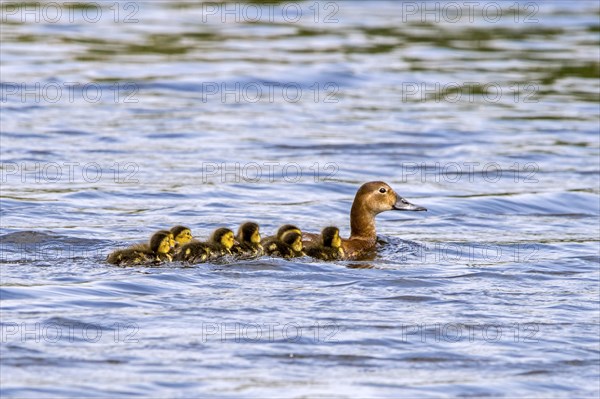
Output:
[
  {"xmin": 401, "ymin": 199, "xmax": 408, "ymax": 204},
  {"xmin": 379, "ymin": 188, "xmax": 387, "ymax": 193}
]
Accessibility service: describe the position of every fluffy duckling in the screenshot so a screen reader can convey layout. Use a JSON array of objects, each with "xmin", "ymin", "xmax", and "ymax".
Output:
[
  {"xmin": 152, "ymin": 229, "xmax": 175, "ymax": 257},
  {"xmin": 232, "ymin": 222, "xmax": 263, "ymax": 258},
  {"xmin": 175, "ymin": 227, "xmax": 235, "ymax": 263},
  {"xmin": 169, "ymin": 225, "xmax": 192, "ymax": 257},
  {"xmin": 209, "ymin": 227, "xmax": 236, "ymax": 257},
  {"xmin": 107, "ymin": 231, "xmax": 173, "ymax": 266},
  {"xmin": 264, "ymin": 230, "xmax": 305, "ymax": 258},
  {"xmin": 306, "ymin": 226, "xmax": 344, "ymax": 260},
  {"xmin": 154, "ymin": 229, "xmax": 176, "ymax": 248},
  {"xmin": 170, "ymin": 225, "xmax": 193, "ymax": 247},
  {"xmin": 129, "ymin": 229, "xmax": 174, "ymax": 261},
  {"xmin": 262, "ymin": 224, "xmax": 301, "ymax": 248}
]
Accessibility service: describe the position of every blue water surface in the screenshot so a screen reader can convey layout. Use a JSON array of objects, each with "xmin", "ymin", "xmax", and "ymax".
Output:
[{"xmin": 1, "ymin": 1, "xmax": 599, "ymax": 397}]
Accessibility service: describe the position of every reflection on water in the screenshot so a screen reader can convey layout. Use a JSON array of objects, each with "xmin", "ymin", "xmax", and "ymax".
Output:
[{"xmin": 1, "ymin": 1, "xmax": 599, "ymax": 398}]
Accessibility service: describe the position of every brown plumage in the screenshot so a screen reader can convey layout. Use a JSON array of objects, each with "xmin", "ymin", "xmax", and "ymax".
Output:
[{"xmin": 303, "ymin": 181, "xmax": 426, "ymax": 260}]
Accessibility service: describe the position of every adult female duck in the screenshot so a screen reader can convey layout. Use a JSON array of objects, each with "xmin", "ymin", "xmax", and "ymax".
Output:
[{"xmin": 305, "ymin": 181, "xmax": 426, "ymax": 260}]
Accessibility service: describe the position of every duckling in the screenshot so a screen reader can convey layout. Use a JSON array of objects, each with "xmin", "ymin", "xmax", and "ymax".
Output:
[
  {"xmin": 169, "ymin": 225, "xmax": 193, "ymax": 257},
  {"xmin": 264, "ymin": 230, "xmax": 305, "ymax": 258},
  {"xmin": 232, "ymin": 222, "xmax": 263, "ymax": 258},
  {"xmin": 107, "ymin": 231, "xmax": 173, "ymax": 266},
  {"xmin": 146, "ymin": 229, "xmax": 175, "ymax": 257},
  {"xmin": 208, "ymin": 227, "xmax": 235, "ymax": 257},
  {"xmin": 125, "ymin": 229, "xmax": 172, "ymax": 251},
  {"xmin": 306, "ymin": 226, "xmax": 344, "ymax": 260},
  {"xmin": 170, "ymin": 225, "xmax": 193, "ymax": 247},
  {"xmin": 174, "ymin": 227, "xmax": 235, "ymax": 263},
  {"xmin": 262, "ymin": 224, "xmax": 301, "ymax": 249}
]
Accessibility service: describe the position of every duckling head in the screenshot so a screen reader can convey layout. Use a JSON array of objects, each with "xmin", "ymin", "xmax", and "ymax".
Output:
[
  {"xmin": 354, "ymin": 181, "xmax": 426, "ymax": 215},
  {"xmin": 321, "ymin": 226, "xmax": 342, "ymax": 248},
  {"xmin": 282, "ymin": 230, "xmax": 303, "ymax": 253},
  {"xmin": 170, "ymin": 225, "xmax": 193, "ymax": 246},
  {"xmin": 276, "ymin": 224, "xmax": 302, "ymax": 240},
  {"xmin": 237, "ymin": 222, "xmax": 261, "ymax": 244},
  {"xmin": 149, "ymin": 231, "xmax": 173, "ymax": 255},
  {"xmin": 212, "ymin": 227, "xmax": 235, "ymax": 250}
]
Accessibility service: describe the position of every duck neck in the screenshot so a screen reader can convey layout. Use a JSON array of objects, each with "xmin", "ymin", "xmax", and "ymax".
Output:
[{"xmin": 350, "ymin": 202, "xmax": 377, "ymax": 242}]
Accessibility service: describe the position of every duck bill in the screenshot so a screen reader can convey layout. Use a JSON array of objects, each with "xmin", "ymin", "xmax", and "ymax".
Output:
[{"xmin": 392, "ymin": 198, "xmax": 427, "ymax": 211}]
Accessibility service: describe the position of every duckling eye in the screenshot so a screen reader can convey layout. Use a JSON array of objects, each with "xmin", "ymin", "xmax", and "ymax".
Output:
[{"xmin": 379, "ymin": 188, "xmax": 387, "ymax": 193}]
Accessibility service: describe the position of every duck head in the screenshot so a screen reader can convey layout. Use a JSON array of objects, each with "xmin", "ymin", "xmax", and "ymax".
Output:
[
  {"xmin": 350, "ymin": 181, "xmax": 426, "ymax": 240},
  {"xmin": 355, "ymin": 181, "xmax": 426, "ymax": 214}
]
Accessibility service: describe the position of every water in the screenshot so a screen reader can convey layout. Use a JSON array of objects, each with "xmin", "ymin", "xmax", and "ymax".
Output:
[{"xmin": 1, "ymin": 0, "xmax": 599, "ymax": 397}]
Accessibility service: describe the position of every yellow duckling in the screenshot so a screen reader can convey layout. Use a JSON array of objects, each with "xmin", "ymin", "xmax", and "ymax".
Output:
[
  {"xmin": 232, "ymin": 222, "xmax": 263, "ymax": 258},
  {"xmin": 125, "ymin": 229, "xmax": 174, "ymax": 262},
  {"xmin": 107, "ymin": 231, "xmax": 173, "ymax": 266},
  {"xmin": 306, "ymin": 226, "xmax": 345, "ymax": 261},
  {"xmin": 264, "ymin": 230, "xmax": 305, "ymax": 258},
  {"xmin": 152, "ymin": 229, "xmax": 175, "ymax": 256},
  {"xmin": 174, "ymin": 227, "xmax": 235, "ymax": 263},
  {"xmin": 208, "ymin": 227, "xmax": 236, "ymax": 257},
  {"xmin": 170, "ymin": 225, "xmax": 193, "ymax": 247},
  {"xmin": 169, "ymin": 225, "xmax": 193, "ymax": 258}
]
